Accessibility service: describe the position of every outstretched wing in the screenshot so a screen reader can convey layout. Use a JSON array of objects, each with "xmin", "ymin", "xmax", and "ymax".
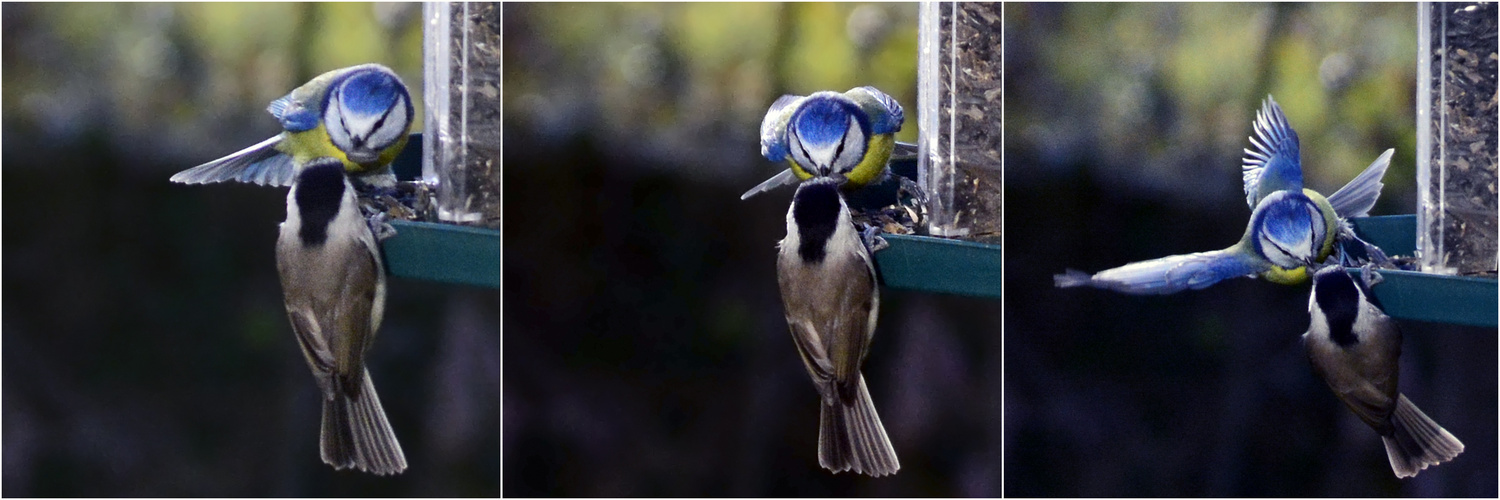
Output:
[
  {"xmin": 845, "ymin": 86, "xmax": 904, "ymax": 135},
  {"xmin": 760, "ymin": 94, "xmax": 805, "ymax": 161},
  {"xmin": 169, "ymin": 135, "xmax": 296, "ymax": 187},
  {"xmin": 740, "ymin": 168, "xmax": 800, "ymax": 200},
  {"xmin": 1054, "ymin": 248, "xmax": 1265, "ymax": 295},
  {"xmin": 1242, "ymin": 96, "xmax": 1302, "ymax": 207},
  {"xmin": 1327, "ymin": 148, "xmax": 1393, "ymax": 219}
]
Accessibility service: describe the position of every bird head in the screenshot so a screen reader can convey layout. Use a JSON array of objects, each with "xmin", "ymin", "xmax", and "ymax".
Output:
[
  {"xmin": 786, "ymin": 93, "xmax": 872, "ymax": 179},
  {"xmin": 1250, "ymin": 190, "xmax": 1330, "ymax": 270},
  {"xmin": 323, "ymin": 67, "xmax": 413, "ymax": 165}
]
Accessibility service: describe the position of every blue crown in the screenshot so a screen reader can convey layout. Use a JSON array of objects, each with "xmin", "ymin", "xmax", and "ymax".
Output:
[{"xmin": 791, "ymin": 97, "xmax": 869, "ymax": 147}]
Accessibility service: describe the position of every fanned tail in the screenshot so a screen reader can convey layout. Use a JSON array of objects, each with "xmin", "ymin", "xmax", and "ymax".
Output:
[
  {"xmin": 818, "ymin": 375, "xmax": 899, "ymax": 477},
  {"xmin": 170, "ymin": 135, "xmax": 296, "ymax": 187},
  {"xmin": 1381, "ymin": 394, "xmax": 1463, "ymax": 478},
  {"xmin": 1053, "ymin": 248, "xmax": 1263, "ymax": 295},
  {"xmin": 321, "ymin": 368, "xmax": 408, "ymax": 475}
]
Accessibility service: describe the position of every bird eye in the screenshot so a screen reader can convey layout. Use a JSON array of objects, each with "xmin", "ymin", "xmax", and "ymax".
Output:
[{"xmin": 835, "ymin": 142, "xmax": 844, "ymax": 157}]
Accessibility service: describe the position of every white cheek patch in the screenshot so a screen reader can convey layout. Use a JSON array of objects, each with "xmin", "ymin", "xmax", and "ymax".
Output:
[
  {"xmin": 789, "ymin": 130, "xmax": 812, "ymax": 170},
  {"xmin": 364, "ymin": 95, "xmax": 408, "ymax": 151},
  {"xmin": 324, "ymin": 93, "xmax": 353, "ymax": 150},
  {"xmin": 834, "ymin": 116, "xmax": 867, "ymax": 175}
]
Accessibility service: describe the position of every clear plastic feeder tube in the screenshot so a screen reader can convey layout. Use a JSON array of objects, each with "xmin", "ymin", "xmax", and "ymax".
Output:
[
  {"xmin": 424, "ymin": 2, "xmax": 501, "ymax": 228},
  {"xmin": 1416, "ymin": 2, "xmax": 1497, "ymax": 275},
  {"xmin": 918, "ymin": 2, "xmax": 1003, "ymax": 242}
]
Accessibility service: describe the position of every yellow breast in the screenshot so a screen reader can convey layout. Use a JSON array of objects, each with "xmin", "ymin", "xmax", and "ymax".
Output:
[
  {"xmin": 278, "ymin": 125, "xmax": 409, "ymax": 174},
  {"xmin": 1260, "ymin": 189, "xmax": 1341, "ymax": 286},
  {"xmin": 845, "ymin": 133, "xmax": 894, "ymax": 188},
  {"xmin": 784, "ymin": 133, "xmax": 895, "ymax": 187}
]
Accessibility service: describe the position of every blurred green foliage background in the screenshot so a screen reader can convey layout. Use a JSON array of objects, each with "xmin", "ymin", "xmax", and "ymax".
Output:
[
  {"xmin": 3, "ymin": 3, "xmax": 497, "ymax": 496},
  {"xmin": 1006, "ymin": 3, "xmax": 1495, "ymax": 496}
]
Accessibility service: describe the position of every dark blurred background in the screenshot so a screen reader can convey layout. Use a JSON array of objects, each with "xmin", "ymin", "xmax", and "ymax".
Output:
[
  {"xmin": 1006, "ymin": 3, "xmax": 1495, "ymax": 496},
  {"xmin": 504, "ymin": 3, "xmax": 1007, "ymax": 496},
  {"xmin": 3, "ymin": 3, "xmax": 498, "ymax": 496}
]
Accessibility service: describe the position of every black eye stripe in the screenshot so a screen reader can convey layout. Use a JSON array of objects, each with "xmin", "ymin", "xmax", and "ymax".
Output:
[
  {"xmin": 1267, "ymin": 239, "xmax": 1297, "ymax": 263},
  {"xmin": 372, "ymin": 99, "xmax": 399, "ymax": 132}
]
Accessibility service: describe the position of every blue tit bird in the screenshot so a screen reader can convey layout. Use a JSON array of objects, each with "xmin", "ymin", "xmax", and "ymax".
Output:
[
  {"xmin": 742, "ymin": 86, "xmax": 906, "ymax": 200},
  {"xmin": 171, "ymin": 63, "xmax": 414, "ymax": 190},
  {"xmin": 777, "ymin": 176, "xmax": 899, "ymax": 476},
  {"xmin": 1241, "ymin": 96, "xmax": 1395, "ymax": 280},
  {"xmin": 1054, "ymin": 96, "xmax": 1394, "ymax": 294},
  {"xmin": 1304, "ymin": 265, "xmax": 1463, "ymax": 478},
  {"xmin": 277, "ymin": 157, "xmax": 406, "ymax": 475},
  {"xmin": 1055, "ymin": 188, "xmax": 1337, "ymax": 294}
]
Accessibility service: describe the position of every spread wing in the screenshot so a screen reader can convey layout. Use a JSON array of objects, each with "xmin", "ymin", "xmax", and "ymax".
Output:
[
  {"xmin": 1327, "ymin": 148, "xmax": 1393, "ymax": 219},
  {"xmin": 169, "ymin": 135, "xmax": 296, "ymax": 187},
  {"xmin": 1054, "ymin": 247, "xmax": 1265, "ymax": 295},
  {"xmin": 1242, "ymin": 96, "xmax": 1302, "ymax": 207},
  {"xmin": 739, "ymin": 168, "xmax": 799, "ymax": 200}
]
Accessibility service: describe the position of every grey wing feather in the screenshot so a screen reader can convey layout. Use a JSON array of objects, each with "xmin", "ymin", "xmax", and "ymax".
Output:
[
  {"xmin": 740, "ymin": 168, "xmax": 799, "ymax": 200},
  {"xmin": 333, "ymin": 237, "xmax": 383, "ymax": 381},
  {"xmin": 831, "ymin": 246, "xmax": 878, "ymax": 391},
  {"xmin": 170, "ymin": 135, "xmax": 296, "ymax": 187},
  {"xmin": 891, "ymin": 141, "xmax": 919, "ymax": 161},
  {"xmin": 1328, "ymin": 148, "xmax": 1393, "ymax": 219}
]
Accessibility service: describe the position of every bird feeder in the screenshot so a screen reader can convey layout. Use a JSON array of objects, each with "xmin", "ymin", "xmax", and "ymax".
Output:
[
  {"xmin": 1416, "ymin": 2, "xmax": 1498, "ymax": 276},
  {"xmin": 917, "ymin": 2, "xmax": 1003, "ymax": 242},
  {"xmin": 373, "ymin": 2, "xmax": 500, "ymax": 289},
  {"xmin": 423, "ymin": 1, "xmax": 501, "ymax": 229}
]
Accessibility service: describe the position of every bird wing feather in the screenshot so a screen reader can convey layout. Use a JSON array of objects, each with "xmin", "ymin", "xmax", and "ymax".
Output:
[
  {"xmin": 845, "ymin": 86, "xmax": 904, "ymax": 135},
  {"xmin": 1242, "ymin": 96, "xmax": 1303, "ymax": 207},
  {"xmin": 1327, "ymin": 148, "xmax": 1393, "ymax": 219},
  {"xmin": 739, "ymin": 168, "xmax": 800, "ymax": 200},
  {"xmin": 169, "ymin": 135, "xmax": 297, "ymax": 187},
  {"xmin": 1054, "ymin": 247, "xmax": 1265, "ymax": 295},
  {"xmin": 760, "ymin": 94, "xmax": 805, "ymax": 161}
]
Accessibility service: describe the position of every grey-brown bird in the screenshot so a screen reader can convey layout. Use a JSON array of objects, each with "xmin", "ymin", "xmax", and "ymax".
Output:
[
  {"xmin": 1303, "ymin": 265, "xmax": 1462, "ymax": 478},
  {"xmin": 277, "ymin": 157, "xmax": 406, "ymax": 475},
  {"xmin": 776, "ymin": 176, "xmax": 899, "ymax": 476}
]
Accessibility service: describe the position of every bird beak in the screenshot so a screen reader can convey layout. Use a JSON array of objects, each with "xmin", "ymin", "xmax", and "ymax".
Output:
[{"xmin": 346, "ymin": 150, "xmax": 379, "ymax": 164}]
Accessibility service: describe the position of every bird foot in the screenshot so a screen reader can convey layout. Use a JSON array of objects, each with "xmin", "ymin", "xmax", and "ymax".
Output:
[
  {"xmin": 1360, "ymin": 263, "xmax": 1383, "ymax": 288},
  {"xmin": 368, "ymin": 212, "xmax": 398, "ymax": 242},
  {"xmin": 859, "ymin": 224, "xmax": 889, "ymax": 254}
]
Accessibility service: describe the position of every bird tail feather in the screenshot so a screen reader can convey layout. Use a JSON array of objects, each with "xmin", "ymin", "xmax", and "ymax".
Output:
[
  {"xmin": 1381, "ymin": 393, "xmax": 1463, "ymax": 478},
  {"xmin": 320, "ymin": 368, "xmax": 408, "ymax": 475},
  {"xmin": 818, "ymin": 375, "xmax": 899, "ymax": 477}
]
